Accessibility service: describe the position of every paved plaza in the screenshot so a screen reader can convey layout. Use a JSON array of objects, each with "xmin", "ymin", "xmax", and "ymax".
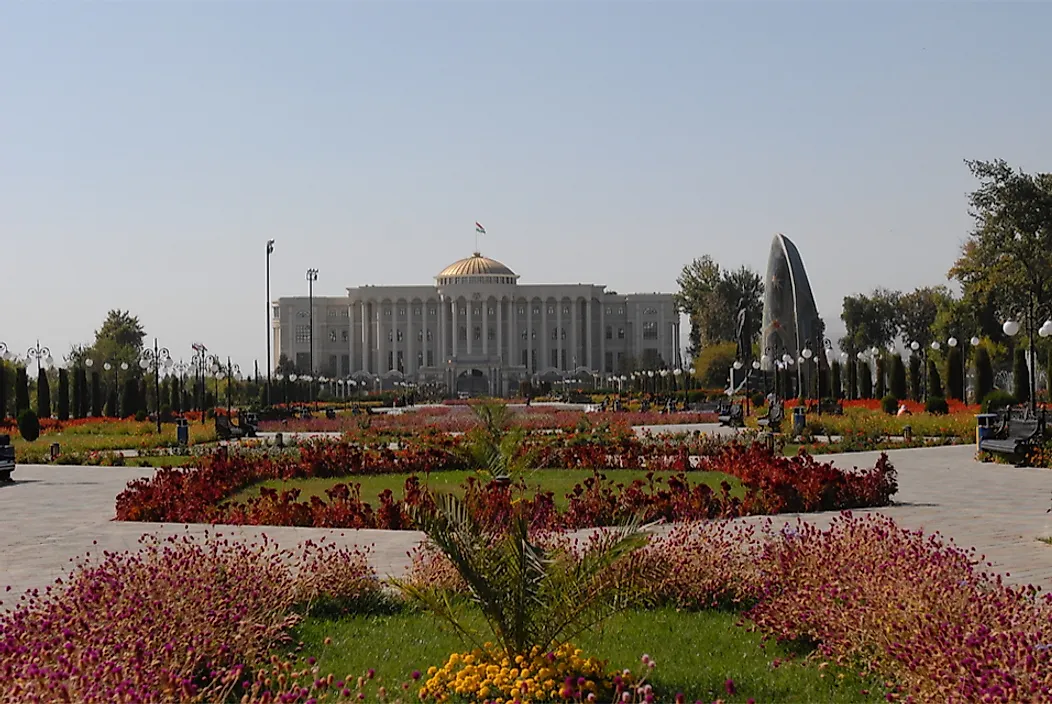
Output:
[{"xmin": 3, "ymin": 441, "xmax": 1052, "ymax": 607}]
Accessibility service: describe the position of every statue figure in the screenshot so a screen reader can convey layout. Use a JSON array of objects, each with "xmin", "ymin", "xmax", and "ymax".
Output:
[{"xmin": 735, "ymin": 297, "xmax": 750, "ymax": 364}]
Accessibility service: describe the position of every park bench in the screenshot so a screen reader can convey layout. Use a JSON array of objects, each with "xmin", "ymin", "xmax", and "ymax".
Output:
[
  {"xmin": 215, "ymin": 412, "xmax": 258, "ymax": 440},
  {"xmin": 0, "ymin": 434, "xmax": 14, "ymax": 481},
  {"xmin": 979, "ymin": 406, "xmax": 1045, "ymax": 464},
  {"xmin": 718, "ymin": 403, "xmax": 744, "ymax": 427},
  {"xmin": 757, "ymin": 401, "xmax": 785, "ymax": 432}
]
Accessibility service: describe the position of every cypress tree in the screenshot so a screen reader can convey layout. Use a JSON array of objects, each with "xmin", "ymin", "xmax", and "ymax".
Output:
[
  {"xmin": 76, "ymin": 367, "xmax": 89, "ymax": 418},
  {"xmin": 975, "ymin": 345, "xmax": 994, "ymax": 404},
  {"xmin": 170, "ymin": 377, "xmax": 180, "ymax": 413},
  {"xmin": 859, "ymin": 361, "xmax": 873, "ymax": 399},
  {"xmin": 37, "ymin": 368, "xmax": 51, "ymax": 419},
  {"xmin": 15, "ymin": 367, "xmax": 30, "ymax": 415},
  {"xmin": 57, "ymin": 368, "xmax": 70, "ymax": 421},
  {"xmin": 139, "ymin": 378, "xmax": 149, "ymax": 415},
  {"xmin": 831, "ymin": 360, "xmax": 842, "ymax": 399},
  {"xmin": 1013, "ymin": 347, "xmax": 1030, "ymax": 404},
  {"xmin": 890, "ymin": 354, "xmax": 908, "ymax": 400},
  {"xmin": 0, "ymin": 364, "xmax": 7, "ymax": 419},
  {"xmin": 105, "ymin": 387, "xmax": 118, "ymax": 418},
  {"xmin": 122, "ymin": 377, "xmax": 139, "ymax": 417},
  {"xmin": 875, "ymin": 356, "xmax": 887, "ymax": 399},
  {"xmin": 927, "ymin": 358, "xmax": 944, "ymax": 398},
  {"xmin": 908, "ymin": 355, "xmax": 922, "ymax": 400},
  {"xmin": 1046, "ymin": 347, "xmax": 1052, "ymax": 405},
  {"xmin": 946, "ymin": 346, "xmax": 964, "ymax": 402},
  {"xmin": 90, "ymin": 372, "xmax": 102, "ymax": 417},
  {"xmin": 846, "ymin": 359, "xmax": 857, "ymax": 400}
]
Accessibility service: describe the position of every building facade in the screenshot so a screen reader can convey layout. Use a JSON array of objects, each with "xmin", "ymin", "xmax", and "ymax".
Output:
[{"xmin": 273, "ymin": 253, "xmax": 679, "ymax": 396}]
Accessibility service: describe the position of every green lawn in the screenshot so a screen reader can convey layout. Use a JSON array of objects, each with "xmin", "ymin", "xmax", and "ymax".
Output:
[
  {"xmin": 293, "ymin": 607, "xmax": 881, "ymax": 702},
  {"xmin": 231, "ymin": 469, "xmax": 743, "ymax": 508}
]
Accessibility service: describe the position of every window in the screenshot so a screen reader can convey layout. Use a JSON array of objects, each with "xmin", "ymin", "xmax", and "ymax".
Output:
[
  {"xmin": 341, "ymin": 329, "xmax": 349, "ymax": 342},
  {"xmin": 273, "ymin": 305, "xmax": 280, "ymax": 319},
  {"xmin": 605, "ymin": 326, "xmax": 612, "ymax": 340},
  {"xmin": 396, "ymin": 330, "xmax": 403, "ymax": 342},
  {"xmin": 547, "ymin": 305, "xmax": 555, "ymax": 315},
  {"xmin": 426, "ymin": 350, "xmax": 434, "ymax": 367},
  {"xmin": 643, "ymin": 307, "xmax": 658, "ymax": 315},
  {"xmin": 426, "ymin": 329, "xmax": 433, "ymax": 341},
  {"xmin": 429, "ymin": 307, "xmax": 436, "ymax": 316},
  {"xmin": 605, "ymin": 306, "xmax": 612, "ymax": 315},
  {"xmin": 459, "ymin": 306, "xmax": 466, "ymax": 315},
  {"xmin": 521, "ymin": 329, "xmax": 528, "ymax": 340},
  {"xmin": 458, "ymin": 326, "xmax": 467, "ymax": 341},
  {"xmin": 387, "ymin": 331, "xmax": 393, "ymax": 343},
  {"xmin": 473, "ymin": 326, "xmax": 482, "ymax": 341},
  {"xmin": 488, "ymin": 327, "xmax": 495, "ymax": 341},
  {"xmin": 617, "ymin": 327, "xmax": 626, "ymax": 339},
  {"xmin": 417, "ymin": 330, "xmax": 424, "ymax": 342},
  {"xmin": 327, "ymin": 308, "xmax": 339, "ymax": 318},
  {"xmin": 417, "ymin": 352, "xmax": 424, "ymax": 368},
  {"xmin": 562, "ymin": 305, "xmax": 570, "ymax": 315},
  {"xmin": 551, "ymin": 328, "xmax": 558, "ymax": 340},
  {"xmin": 341, "ymin": 354, "xmax": 350, "ymax": 375},
  {"xmin": 328, "ymin": 355, "xmax": 337, "ymax": 375},
  {"xmin": 295, "ymin": 326, "xmax": 310, "ymax": 343},
  {"xmin": 398, "ymin": 307, "xmax": 406, "ymax": 317},
  {"xmin": 643, "ymin": 321, "xmax": 658, "ymax": 340},
  {"xmin": 618, "ymin": 307, "xmax": 625, "ymax": 315},
  {"xmin": 473, "ymin": 307, "xmax": 480, "ymax": 316},
  {"xmin": 341, "ymin": 308, "xmax": 349, "ymax": 317},
  {"xmin": 488, "ymin": 306, "xmax": 494, "ymax": 315},
  {"xmin": 383, "ymin": 308, "xmax": 392, "ymax": 317},
  {"xmin": 605, "ymin": 352, "xmax": 614, "ymax": 373},
  {"xmin": 518, "ymin": 306, "xmax": 525, "ymax": 315},
  {"xmin": 560, "ymin": 328, "xmax": 566, "ymax": 340},
  {"xmin": 414, "ymin": 307, "xmax": 421, "ymax": 316},
  {"xmin": 329, "ymin": 330, "xmax": 337, "ymax": 342},
  {"xmin": 533, "ymin": 306, "xmax": 540, "ymax": 315}
]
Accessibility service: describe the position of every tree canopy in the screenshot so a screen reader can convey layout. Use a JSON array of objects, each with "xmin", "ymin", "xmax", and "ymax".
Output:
[
  {"xmin": 839, "ymin": 288, "xmax": 900, "ymax": 354},
  {"xmin": 675, "ymin": 256, "xmax": 763, "ymax": 358},
  {"xmin": 949, "ymin": 159, "xmax": 1052, "ymax": 334},
  {"xmin": 88, "ymin": 310, "xmax": 146, "ymax": 369}
]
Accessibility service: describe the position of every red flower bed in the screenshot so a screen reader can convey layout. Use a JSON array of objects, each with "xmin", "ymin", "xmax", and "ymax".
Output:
[{"xmin": 115, "ymin": 438, "xmax": 896, "ymax": 530}]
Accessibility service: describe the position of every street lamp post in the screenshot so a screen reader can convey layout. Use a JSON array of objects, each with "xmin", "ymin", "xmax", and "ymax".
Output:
[
  {"xmin": 26, "ymin": 341, "xmax": 53, "ymax": 377},
  {"xmin": 266, "ymin": 239, "xmax": 275, "ymax": 407},
  {"xmin": 1002, "ymin": 307, "xmax": 1052, "ymax": 415},
  {"xmin": 306, "ymin": 268, "xmax": 319, "ymax": 389},
  {"xmin": 139, "ymin": 339, "xmax": 172, "ymax": 433},
  {"xmin": 224, "ymin": 356, "xmax": 242, "ymax": 416},
  {"xmin": 191, "ymin": 345, "xmax": 208, "ymax": 423}
]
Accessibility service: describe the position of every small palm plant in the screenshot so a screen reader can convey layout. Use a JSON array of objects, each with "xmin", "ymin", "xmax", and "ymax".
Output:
[
  {"xmin": 393, "ymin": 491, "xmax": 655, "ymax": 658},
  {"xmin": 457, "ymin": 401, "xmax": 534, "ymax": 484}
]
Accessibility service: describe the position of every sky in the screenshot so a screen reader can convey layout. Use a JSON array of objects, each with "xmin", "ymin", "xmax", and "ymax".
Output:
[{"xmin": 2, "ymin": 1, "xmax": 1050, "ymax": 371}]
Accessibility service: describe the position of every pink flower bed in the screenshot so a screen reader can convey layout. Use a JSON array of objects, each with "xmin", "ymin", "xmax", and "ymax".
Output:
[{"xmin": 0, "ymin": 533, "xmax": 380, "ymax": 703}]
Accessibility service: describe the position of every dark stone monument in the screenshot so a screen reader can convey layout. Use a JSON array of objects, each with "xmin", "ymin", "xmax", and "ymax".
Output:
[{"xmin": 760, "ymin": 234, "xmax": 821, "ymax": 369}]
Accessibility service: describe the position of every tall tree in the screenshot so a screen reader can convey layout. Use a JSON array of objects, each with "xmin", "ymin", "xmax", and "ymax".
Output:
[
  {"xmin": 949, "ymin": 160, "xmax": 1052, "ymax": 341},
  {"xmin": 890, "ymin": 354, "xmax": 908, "ymax": 400},
  {"xmin": 675, "ymin": 256, "xmax": 763, "ymax": 356},
  {"xmin": 839, "ymin": 289, "xmax": 901, "ymax": 354},
  {"xmin": 15, "ymin": 367, "xmax": 30, "ymax": 415},
  {"xmin": 908, "ymin": 355, "xmax": 922, "ymax": 401},
  {"xmin": 875, "ymin": 355, "xmax": 887, "ymax": 398},
  {"xmin": 946, "ymin": 346, "xmax": 964, "ymax": 402},
  {"xmin": 57, "ymin": 368, "xmax": 70, "ymax": 421},
  {"xmin": 37, "ymin": 368, "xmax": 51, "ymax": 419},
  {"xmin": 89, "ymin": 310, "xmax": 147, "ymax": 367},
  {"xmin": 975, "ymin": 345, "xmax": 995, "ymax": 404},
  {"xmin": 858, "ymin": 361, "xmax": 873, "ymax": 399},
  {"xmin": 927, "ymin": 359, "xmax": 944, "ymax": 399},
  {"xmin": 122, "ymin": 377, "xmax": 139, "ymax": 418},
  {"xmin": 90, "ymin": 372, "xmax": 102, "ymax": 417},
  {"xmin": 898, "ymin": 286, "xmax": 954, "ymax": 348},
  {"xmin": 0, "ymin": 363, "xmax": 7, "ymax": 419},
  {"xmin": 1013, "ymin": 347, "xmax": 1031, "ymax": 403}
]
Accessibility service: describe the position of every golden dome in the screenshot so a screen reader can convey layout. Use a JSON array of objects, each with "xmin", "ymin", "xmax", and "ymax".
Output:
[{"xmin": 437, "ymin": 252, "xmax": 517, "ymax": 279}]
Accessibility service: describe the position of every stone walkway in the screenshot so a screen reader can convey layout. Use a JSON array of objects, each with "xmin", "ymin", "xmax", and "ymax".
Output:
[{"xmin": 3, "ymin": 444, "xmax": 1052, "ymax": 608}]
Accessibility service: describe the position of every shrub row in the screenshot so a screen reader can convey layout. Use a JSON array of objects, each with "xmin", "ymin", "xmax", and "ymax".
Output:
[{"xmin": 115, "ymin": 440, "xmax": 897, "ymax": 530}]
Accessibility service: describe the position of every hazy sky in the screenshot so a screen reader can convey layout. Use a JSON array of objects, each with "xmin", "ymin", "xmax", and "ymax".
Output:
[{"xmin": 3, "ymin": 2, "xmax": 1050, "ymax": 370}]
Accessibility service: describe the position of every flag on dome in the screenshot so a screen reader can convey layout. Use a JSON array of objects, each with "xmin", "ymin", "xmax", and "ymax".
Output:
[{"xmin": 475, "ymin": 222, "xmax": 486, "ymax": 235}]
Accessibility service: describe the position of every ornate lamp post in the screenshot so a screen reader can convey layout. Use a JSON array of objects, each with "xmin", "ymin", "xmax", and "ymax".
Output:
[
  {"xmin": 266, "ymin": 239, "xmax": 275, "ymax": 406},
  {"xmin": 306, "ymin": 267, "xmax": 319, "ymax": 378},
  {"xmin": 191, "ymin": 344, "xmax": 209, "ymax": 423},
  {"xmin": 139, "ymin": 340, "xmax": 172, "ymax": 432},
  {"xmin": 1002, "ymin": 312, "xmax": 1052, "ymax": 415},
  {"xmin": 26, "ymin": 341, "xmax": 53, "ymax": 376}
]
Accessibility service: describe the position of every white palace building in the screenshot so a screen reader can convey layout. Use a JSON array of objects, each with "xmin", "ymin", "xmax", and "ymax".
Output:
[{"xmin": 272, "ymin": 252, "xmax": 680, "ymax": 396}]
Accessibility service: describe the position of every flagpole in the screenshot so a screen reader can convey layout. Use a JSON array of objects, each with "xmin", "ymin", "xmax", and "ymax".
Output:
[{"xmin": 475, "ymin": 225, "xmax": 479, "ymax": 253}]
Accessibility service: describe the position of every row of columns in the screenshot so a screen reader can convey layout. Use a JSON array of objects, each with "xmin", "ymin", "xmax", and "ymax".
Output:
[{"xmin": 353, "ymin": 295, "xmax": 621, "ymax": 376}]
